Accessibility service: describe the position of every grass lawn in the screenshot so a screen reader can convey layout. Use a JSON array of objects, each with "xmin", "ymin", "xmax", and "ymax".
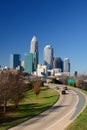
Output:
[
  {"xmin": 0, "ymin": 87, "xmax": 59, "ymax": 130},
  {"xmin": 65, "ymin": 88, "xmax": 87, "ymax": 130}
]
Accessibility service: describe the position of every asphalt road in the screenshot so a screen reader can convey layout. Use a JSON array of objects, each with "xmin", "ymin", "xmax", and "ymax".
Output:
[{"xmin": 9, "ymin": 84, "xmax": 86, "ymax": 130}]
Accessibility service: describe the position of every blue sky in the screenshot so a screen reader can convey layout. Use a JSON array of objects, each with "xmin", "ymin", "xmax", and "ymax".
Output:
[{"xmin": 0, "ymin": 0, "xmax": 87, "ymax": 74}]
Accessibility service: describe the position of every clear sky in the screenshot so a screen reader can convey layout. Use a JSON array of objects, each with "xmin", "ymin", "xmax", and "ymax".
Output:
[{"xmin": 0, "ymin": 0, "xmax": 87, "ymax": 74}]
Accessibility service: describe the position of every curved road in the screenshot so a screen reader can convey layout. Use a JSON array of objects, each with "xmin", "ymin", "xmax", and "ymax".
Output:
[{"xmin": 9, "ymin": 84, "xmax": 86, "ymax": 130}]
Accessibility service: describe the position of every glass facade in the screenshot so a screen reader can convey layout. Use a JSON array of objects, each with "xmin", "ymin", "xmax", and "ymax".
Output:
[
  {"xmin": 10, "ymin": 54, "xmax": 20, "ymax": 69},
  {"xmin": 30, "ymin": 36, "xmax": 38, "ymax": 67},
  {"xmin": 53, "ymin": 57, "xmax": 63, "ymax": 72},
  {"xmin": 24, "ymin": 53, "xmax": 36, "ymax": 73},
  {"xmin": 32, "ymin": 53, "xmax": 36, "ymax": 71}
]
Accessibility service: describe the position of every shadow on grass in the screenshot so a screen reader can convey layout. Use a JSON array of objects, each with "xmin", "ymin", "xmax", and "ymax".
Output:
[
  {"xmin": 0, "ymin": 103, "xmax": 66, "ymax": 128},
  {"xmin": 0, "ymin": 102, "xmax": 62, "ymax": 124},
  {"xmin": 0, "ymin": 103, "xmax": 39, "ymax": 124},
  {"xmin": 0, "ymin": 88, "xmax": 58, "ymax": 128}
]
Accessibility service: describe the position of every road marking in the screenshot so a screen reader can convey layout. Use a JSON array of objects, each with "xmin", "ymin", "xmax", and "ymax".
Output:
[{"xmin": 45, "ymin": 90, "xmax": 79, "ymax": 130}]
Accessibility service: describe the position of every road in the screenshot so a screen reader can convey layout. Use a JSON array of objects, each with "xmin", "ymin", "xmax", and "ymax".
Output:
[{"xmin": 9, "ymin": 84, "xmax": 86, "ymax": 130}]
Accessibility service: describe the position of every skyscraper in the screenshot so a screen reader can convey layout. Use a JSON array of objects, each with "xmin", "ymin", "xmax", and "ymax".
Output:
[
  {"xmin": 64, "ymin": 58, "xmax": 70, "ymax": 72},
  {"xmin": 24, "ymin": 53, "xmax": 33, "ymax": 73},
  {"xmin": 10, "ymin": 54, "xmax": 20, "ymax": 69},
  {"xmin": 30, "ymin": 36, "xmax": 38, "ymax": 68},
  {"xmin": 44, "ymin": 45, "xmax": 53, "ymax": 69},
  {"xmin": 53, "ymin": 57, "xmax": 63, "ymax": 72},
  {"xmin": 24, "ymin": 53, "xmax": 36, "ymax": 73}
]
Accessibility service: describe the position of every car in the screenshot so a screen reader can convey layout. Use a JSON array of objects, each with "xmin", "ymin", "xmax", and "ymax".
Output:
[{"xmin": 61, "ymin": 89, "xmax": 66, "ymax": 94}]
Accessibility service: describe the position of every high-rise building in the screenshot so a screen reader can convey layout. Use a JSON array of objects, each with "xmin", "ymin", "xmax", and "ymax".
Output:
[
  {"xmin": 44, "ymin": 45, "xmax": 53, "ymax": 70},
  {"xmin": 10, "ymin": 54, "xmax": 20, "ymax": 69},
  {"xmin": 24, "ymin": 53, "xmax": 33, "ymax": 73},
  {"xmin": 24, "ymin": 53, "xmax": 36, "ymax": 73},
  {"xmin": 30, "ymin": 36, "xmax": 38, "ymax": 68},
  {"xmin": 53, "ymin": 57, "xmax": 63, "ymax": 72},
  {"xmin": 32, "ymin": 53, "xmax": 37, "ymax": 71},
  {"xmin": 64, "ymin": 58, "xmax": 70, "ymax": 72}
]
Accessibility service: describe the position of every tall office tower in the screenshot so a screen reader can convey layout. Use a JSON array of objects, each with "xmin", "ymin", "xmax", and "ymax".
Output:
[
  {"xmin": 10, "ymin": 54, "xmax": 20, "ymax": 69},
  {"xmin": 53, "ymin": 57, "xmax": 63, "ymax": 72},
  {"xmin": 30, "ymin": 36, "xmax": 38, "ymax": 68},
  {"xmin": 44, "ymin": 45, "xmax": 53, "ymax": 70},
  {"xmin": 64, "ymin": 58, "xmax": 70, "ymax": 72},
  {"xmin": 24, "ymin": 53, "xmax": 36, "ymax": 73}
]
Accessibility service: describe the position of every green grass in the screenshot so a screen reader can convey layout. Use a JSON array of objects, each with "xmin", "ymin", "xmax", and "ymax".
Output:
[
  {"xmin": 0, "ymin": 87, "xmax": 59, "ymax": 130},
  {"xmin": 66, "ymin": 106, "xmax": 87, "ymax": 130},
  {"xmin": 65, "ymin": 89, "xmax": 87, "ymax": 130}
]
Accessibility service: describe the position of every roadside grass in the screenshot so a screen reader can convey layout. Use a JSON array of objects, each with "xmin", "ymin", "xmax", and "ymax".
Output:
[
  {"xmin": 65, "ymin": 88, "xmax": 87, "ymax": 130},
  {"xmin": 65, "ymin": 106, "xmax": 87, "ymax": 130},
  {"xmin": 0, "ymin": 87, "xmax": 59, "ymax": 130}
]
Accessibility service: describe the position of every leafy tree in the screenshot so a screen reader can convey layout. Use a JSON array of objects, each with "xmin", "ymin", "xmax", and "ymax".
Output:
[
  {"xmin": 33, "ymin": 81, "xmax": 42, "ymax": 96},
  {"xmin": 51, "ymin": 78, "xmax": 62, "ymax": 84}
]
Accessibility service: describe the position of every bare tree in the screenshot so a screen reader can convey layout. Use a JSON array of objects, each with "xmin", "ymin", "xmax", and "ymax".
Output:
[
  {"xmin": 9, "ymin": 72, "xmax": 26, "ymax": 109},
  {"xmin": 0, "ymin": 70, "xmax": 26, "ymax": 112},
  {"xmin": 0, "ymin": 71, "xmax": 11, "ymax": 113}
]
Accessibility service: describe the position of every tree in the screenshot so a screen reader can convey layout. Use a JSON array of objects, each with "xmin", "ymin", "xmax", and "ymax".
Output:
[
  {"xmin": 51, "ymin": 78, "xmax": 62, "ymax": 84},
  {"xmin": 9, "ymin": 72, "xmax": 26, "ymax": 109},
  {"xmin": 0, "ymin": 71, "xmax": 11, "ymax": 113},
  {"xmin": 0, "ymin": 70, "xmax": 26, "ymax": 112},
  {"xmin": 33, "ymin": 81, "xmax": 42, "ymax": 96}
]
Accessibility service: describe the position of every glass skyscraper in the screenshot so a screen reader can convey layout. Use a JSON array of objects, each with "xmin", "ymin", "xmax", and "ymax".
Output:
[
  {"xmin": 30, "ymin": 36, "xmax": 38, "ymax": 68},
  {"xmin": 44, "ymin": 45, "xmax": 53, "ymax": 69},
  {"xmin": 10, "ymin": 54, "xmax": 20, "ymax": 69},
  {"xmin": 53, "ymin": 57, "xmax": 63, "ymax": 72},
  {"xmin": 24, "ymin": 53, "xmax": 36, "ymax": 73}
]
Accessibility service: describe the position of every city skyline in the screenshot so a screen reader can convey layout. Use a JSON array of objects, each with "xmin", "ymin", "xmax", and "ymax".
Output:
[{"xmin": 0, "ymin": 0, "xmax": 87, "ymax": 74}]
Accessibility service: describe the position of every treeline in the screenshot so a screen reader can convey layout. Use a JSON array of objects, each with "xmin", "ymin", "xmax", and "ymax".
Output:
[{"xmin": 0, "ymin": 70, "xmax": 43, "ymax": 113}]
